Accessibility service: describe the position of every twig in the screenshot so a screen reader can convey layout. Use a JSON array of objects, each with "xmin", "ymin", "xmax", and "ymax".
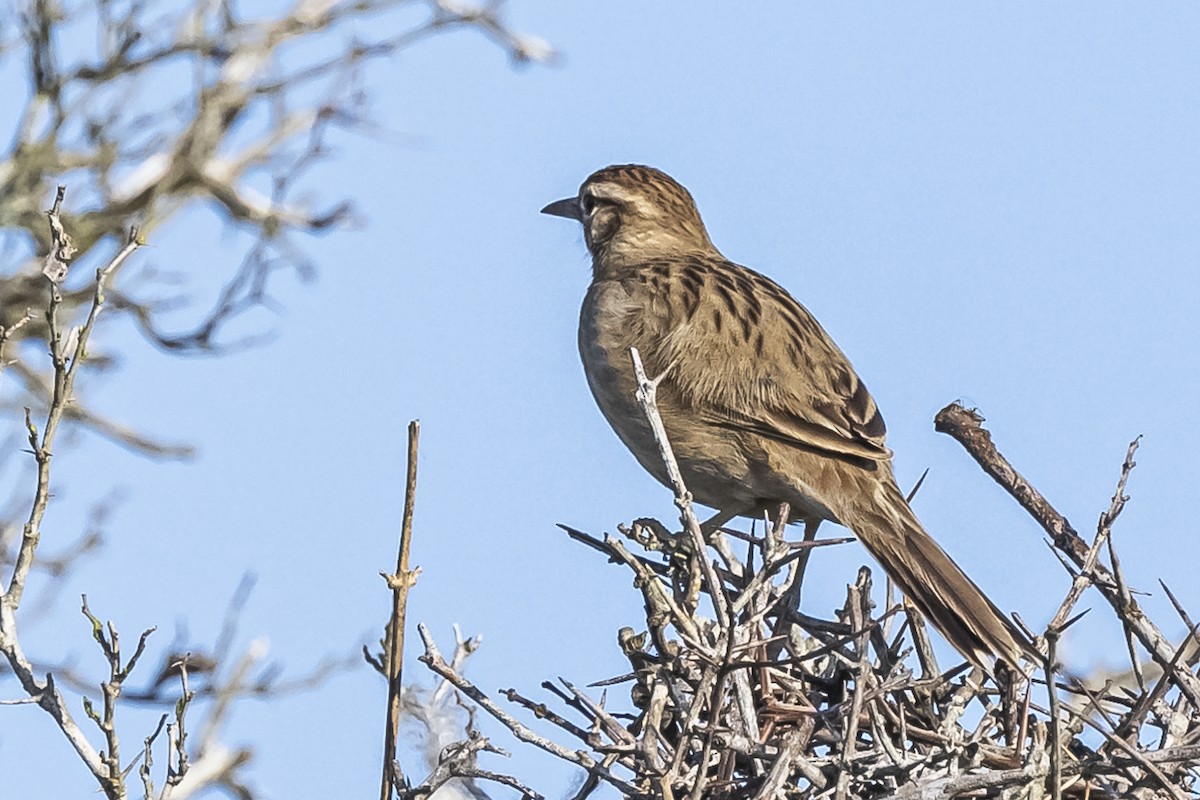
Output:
[
  {"xmin": 161, "ymin": 656, "xmax": 195, "ymax": 799},
  {"xmin": 416, "ymin": 624, "xmax": 640, "ymax": 796},
  {"xmin": 501, "ymin": 688, "xmax": 593, "ymax": 745},
  {"xmin": 1044, "ymin": 633, "xmax": 1062, "ymax": 800},
  {"xmin": 139, "ymin": 714, "xmax": 168, "ymax": 799},
  {"xmin": 8, "ymin": 210, "xmax": 141, "ymax": 608},
  {"xmin": 752, "ymin": 728, "xmax": 806, "ymax": 800},
  {"xmin": 0, "ymin": 192, "xmax": 142, "ymax": 795},
  {"xmin": 837, "ymin": 570, "xmax": 874, "ymax": 800},
  {"xmin": 78, "ymin": 594, "xmax": 158, "ymax": 795},
  {"xmin": 1034, "ymin": 699, "xmax": 1189, "ymax": 800},
  {"xmin": 380, "ymin": 420, "xmax": 421, "ymax": 800},
  {"xmin": 936, "ymin": 406, "xmax": 1200, "ymax": 707},
  {"xmin": 628, "ymin": 346, "xmax": 731, "ymax": 632},
  {"xmin": 0, "ymin": 310, "xmax": 33, "ymax": 385}
]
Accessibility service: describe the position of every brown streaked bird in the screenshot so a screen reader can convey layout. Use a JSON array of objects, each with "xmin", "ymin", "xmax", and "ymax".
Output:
[{"xmin": 542, "ymin": 164, "xmax": 1033, "ymax": 671}]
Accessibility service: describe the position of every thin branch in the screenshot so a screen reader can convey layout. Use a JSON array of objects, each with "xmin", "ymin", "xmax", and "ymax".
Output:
[
  {"xmin": 936, "ymin": 405, "xmax": 1200, "ymax": 707},
  {"xmin": 0, "ymin": 196, "xmax": 141, "ymax": 793},
  {"xmin": 380, "ymin": 420, "xmax": 421, "ymax": 800},
  {"xmin": 416, "ymin": 623, "xmax": 640, "ymax": 797},
  {"xmin": 629, "ymin": 346, "xmax": 730, "ymax": 631}
]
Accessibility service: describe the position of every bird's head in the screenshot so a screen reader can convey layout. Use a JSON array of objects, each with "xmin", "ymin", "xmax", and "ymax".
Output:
[{"xmin": 542, "ymin": 165, "xmax": 717, "ymax": 269}]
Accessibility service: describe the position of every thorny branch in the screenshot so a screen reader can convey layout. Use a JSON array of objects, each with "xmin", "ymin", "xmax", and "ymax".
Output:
[
  {"xmin": 407, "ymin": 396, "xmax": 1199, "ymax": 797},
  {"xmin": 936, "ymin": 404, "xmax": 1200, "ymax": 709}
]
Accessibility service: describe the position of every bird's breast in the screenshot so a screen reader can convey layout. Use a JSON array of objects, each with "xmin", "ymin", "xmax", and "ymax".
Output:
[
  {"xmin": 579, "ymin": 282, "xmax": 650, "ymax": 425},
  {"xmin": 579, "ymin": 279, "xmax": 689, "ymax": 483}
]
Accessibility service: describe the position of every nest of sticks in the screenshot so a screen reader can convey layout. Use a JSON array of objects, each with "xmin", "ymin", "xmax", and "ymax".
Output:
[{"xmin": 410, "ymin": 402, "xmax": 1200, "ymax": 800}]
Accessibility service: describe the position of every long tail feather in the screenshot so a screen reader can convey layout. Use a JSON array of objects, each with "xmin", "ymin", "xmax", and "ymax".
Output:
[{"xmin": 837, "ymin": 479, "xmax": 1033, "ymax": 671}]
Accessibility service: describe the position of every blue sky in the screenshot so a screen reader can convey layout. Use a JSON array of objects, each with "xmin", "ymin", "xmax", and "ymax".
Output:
[{"xmin": 6, "ymin": 3, "xmax": 1200, "ymax": 797}]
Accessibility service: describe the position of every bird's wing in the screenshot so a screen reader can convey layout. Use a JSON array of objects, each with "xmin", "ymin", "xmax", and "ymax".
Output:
[{"xmin": 651, "ymin": 258, "xmax": 892, "ymax": 464}]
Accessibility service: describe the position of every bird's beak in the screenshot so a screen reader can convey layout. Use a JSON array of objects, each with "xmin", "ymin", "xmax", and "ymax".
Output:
[{"xmin": 540, "ymin": 197, "xmax": 582, "ymax": 221}]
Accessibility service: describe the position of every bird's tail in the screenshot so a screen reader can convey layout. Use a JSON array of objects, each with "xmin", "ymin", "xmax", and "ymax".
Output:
[{"xmin": 836, "ymin": 478, "xmax": 1034, "ymax": 672}]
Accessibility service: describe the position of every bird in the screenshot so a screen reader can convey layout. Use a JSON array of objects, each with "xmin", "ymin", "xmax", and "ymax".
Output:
[{"xmin": 541, "ymin": 164, "xmax": 1033, "ymax": 671}]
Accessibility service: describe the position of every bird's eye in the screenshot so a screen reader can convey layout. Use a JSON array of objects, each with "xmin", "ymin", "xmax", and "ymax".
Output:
[{"xmin": 580, "ymin": 193, "xmax": 597, "ymax": 215}]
